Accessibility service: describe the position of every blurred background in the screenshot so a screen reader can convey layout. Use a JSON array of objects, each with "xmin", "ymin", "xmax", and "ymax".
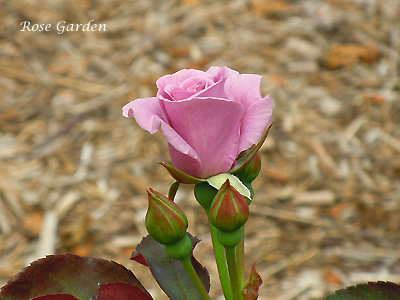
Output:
[{"xmin": 0, "ymin": 0, "xmax": 399, "ymax": 299}]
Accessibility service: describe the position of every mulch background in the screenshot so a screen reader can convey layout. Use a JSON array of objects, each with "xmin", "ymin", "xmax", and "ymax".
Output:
[{"xmin": 0, "ymin": 0, "xmax": 399, "ymax": 299}]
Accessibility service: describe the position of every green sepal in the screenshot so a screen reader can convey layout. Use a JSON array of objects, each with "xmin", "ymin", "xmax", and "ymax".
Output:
[
  {"xmin": 160, "ymin": 162, "xmax": 206, "ymax": 184},
  {"xmin": 168, "ymin": 181, "xmax": 180, "ymax": 201},
  {"xmin": 234, "ymin": 153, "xmax": 261, "ymax": 183},
  {"xmin": 230, "ymin": 123, "xmax": 273, "ymax": 174},
  {"xmin": 242, "ymin": 181, "xmax": 254, "ymax": 202}
]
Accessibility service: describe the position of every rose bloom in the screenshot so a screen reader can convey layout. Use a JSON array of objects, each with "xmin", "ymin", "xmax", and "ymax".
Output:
[{"xmin": 123, "ymin": 66, "xmax": 273, "ymax": 179}]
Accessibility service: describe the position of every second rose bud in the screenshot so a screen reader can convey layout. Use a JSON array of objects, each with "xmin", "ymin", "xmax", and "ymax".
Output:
[{"xmin": 210, "ymin": 179, "xmax": 249, "ymax": 233}]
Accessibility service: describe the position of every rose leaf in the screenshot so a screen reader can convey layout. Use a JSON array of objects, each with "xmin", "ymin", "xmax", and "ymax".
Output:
[
  {"xmin": 93, "ymin": 283, "xmax": 153, "ymax": 300},
  {"xmin": 0, "ymin": 254, "xmax": 151, "ymax": 300},
  {"xmin": 131, "ymin": 233, "xmax": 210, "ymax": 300},
  {"xmin": 241, "ymin": 263, "xmax": 263, "ymax": 300},
  {"xmin": 31, "ymin": 295, "xmax": 79, "ymax": 300},
  {"xmin": 324, "ymin": 281, "xmax": 400, "ymax": 300}
]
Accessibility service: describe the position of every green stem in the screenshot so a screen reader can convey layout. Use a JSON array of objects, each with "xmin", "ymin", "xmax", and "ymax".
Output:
[
  {"xmin": 235, "ymin": 227, "xmax": 245, "ymax": 289},
  {"xmin": 207, "ymin": 212, "xmax": 233, "ymax": 300},
  {"xmin": 180, "ymin": 255, "xmax": 212, "ymax": 300},
  {"xmin": 225, "ymin": 246, "xmax": 242, "ymax": 300}
]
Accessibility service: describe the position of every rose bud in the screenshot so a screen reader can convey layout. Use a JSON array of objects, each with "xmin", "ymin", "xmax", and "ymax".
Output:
[
  {"xmin": 210, "ymin": 179, "xmax": 249, "ymax": 233},
  {"xmin": 145, "ymin": 188, "xmax": 188, "ymax": 245},
  {"xmin": 235, "ymin": 153, "xmax": 261, "ymax": 183}
]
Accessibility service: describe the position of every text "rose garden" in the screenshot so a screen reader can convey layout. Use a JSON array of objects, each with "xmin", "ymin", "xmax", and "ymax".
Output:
[{"xmin": 20, "ymin": 20, "xmax": 106, "ymax": 34}]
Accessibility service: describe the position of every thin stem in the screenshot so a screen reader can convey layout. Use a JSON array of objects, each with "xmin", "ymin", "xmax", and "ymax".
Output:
[
  {"xmin": 180, "ymin": 255, "xmax": 212, "ymax": 300},
  {"xmin": 207, "ymin": 212, "xmax": 233, "ymax": 300},
  {"xmin": 225, "ymin": 246, "xmax": 242, "ymax": 300},
  {"xmin": 235, "ymin": 227, "xmax": 245, "ymax": 289}
]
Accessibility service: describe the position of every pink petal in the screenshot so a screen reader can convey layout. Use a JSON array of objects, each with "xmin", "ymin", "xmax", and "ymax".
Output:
[
  {"xmin": 159, "ymin": 121, "xmax": 200, "ymax": 163},
  {"xmin": 195, "ymin": 76, "xmax": 227, "ymax": 99},
  {"xmin": 162, "ymin": 97, "xmax": 246, "ymax": 178},
  {"xmin": 179, "ymin": 77, "xmax": 214, "ymax": 91},
  {"xmin": 164, "ymin": 76, "xmax": 222, "ymax": 101},
  {"xmin": 225, "ymin": 73, "xmax": 264, "ymax": 107},
  {"xmin": 122, "ymin": 97, "xmax": 198, "ymax": 165},
  {"xmin": 122, "ymin": 97, "xmax": 164, "ymax": 134},
  {"xmin": 156, "ymin": 69, "xmax": 213, "ymax": 99},
  {"xmin": 206, "ymin": 66, "xmax": 239, "ymax": 82},
  {"xmin": 164, "ymin": 84, "xmax": 196, "ymax": 101},
  {"xmin": 167, "ymin": 143, "xmax": 202, "ymax": 178},
  {"xmin": 238, "ymin": 95, "xmax": 273, "ymax": 153}
]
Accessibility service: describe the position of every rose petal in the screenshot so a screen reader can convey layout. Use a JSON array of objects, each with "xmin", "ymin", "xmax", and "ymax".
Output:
[
  {"xmin": 206, "ymin": 66, "xmax": 238, "ymax": 82},
  {"xmin": 225, "ymin": 73, "xmax": 264, "ymax": 107},
  {"xmin": 156, "ymin": 69, "xmax": 213, "ymax": 99},
  {"xmin": 207, "ymin": 67, "xmax": 265, "ymax": 109},
  {"xmin": 238, "ymin": 95, "xmax": 273, "ymax": 152},
  {"xmin": 122, "ymin": 97, "xmax": 164, "ymax": 134},
  {"xmin": 166, "ymin": 144, "xmax": 202, "ymax": 178},
  {"xmin": 179, "ymin": 77, "xmax": 214, "ymax": 92},
  {"xmin": 164, "ymin": 77, "xmax": 221, "ymax": 101},
  {"xmin": 160, "ymin": 121, "xmax": 200, "ymax": 163},
  {"xmin": 195, "ymin": 76, "xmax": 227, "ymax": 99},
  {"xmin": 162, "ymin": 97, "xmax": 246, "ymax": 178},
  {"xmin": 123, "ymin": 97, "xmax": 202, "ymax": 175},
  {"xmin": 164, "ymin": 84, "xmax": 196, "ymax": 101}
]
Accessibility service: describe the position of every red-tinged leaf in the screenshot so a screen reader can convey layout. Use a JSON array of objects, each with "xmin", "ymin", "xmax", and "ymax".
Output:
[
  {"xmin": 231, "ymin": 123, "xmax": 273, "ymax": 174},
  {"xmin": 32, "ymin": 295, "xmax": 79, "ymax": 300},
  {"xmin": 131, "ymin": 233, "xmax": 210, "ymax": 300},
  {"xmin": 324, "ymin": 281, "xmax": 400, "ymax": 300},
  {"xmin": 242, "ymin": 263, "xmax": 263, "ymax": 300},
  {"xmin": 159, "ymin": 162, "xmax": 205, "ymax": 184},
  {"xmin": 0, "ymin": 254, "xmax": 151, "ymax": 300},
  {"xmin": 131, "ymin": 253, "xmax": 148, "ymax": 267},
  {"xmin": 94, "ymin": 283, "xmax": 153, "ymax": 300}
]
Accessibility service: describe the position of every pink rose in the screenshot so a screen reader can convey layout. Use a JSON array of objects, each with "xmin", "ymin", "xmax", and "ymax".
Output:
[{"xmin": 123, "ymin": 66, "xmax": 273, "ymax": 179}]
